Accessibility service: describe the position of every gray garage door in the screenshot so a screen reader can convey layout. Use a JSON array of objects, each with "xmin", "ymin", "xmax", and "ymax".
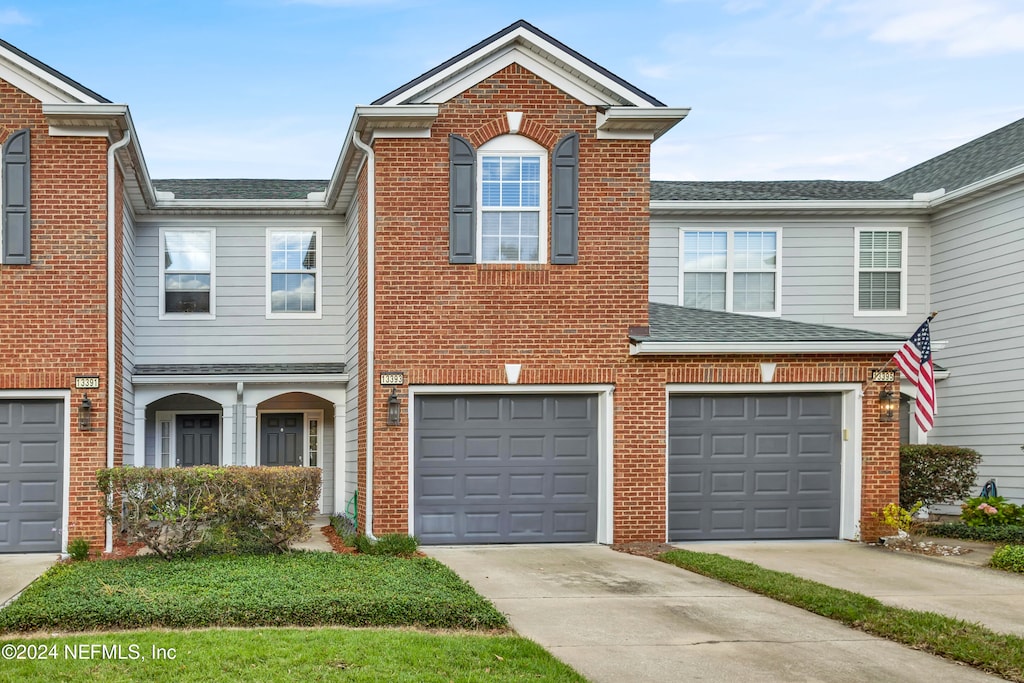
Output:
[
  {"xmin": 0, "ymin": 400, "xmax": 64, "ymax": 553},
  {"xmin": 414, "ymin": 394, "xmax": 598, "ymax": 544},
  {"xmin": 668, "ymin": 393, "xmax": 841, "ymax": 541}
]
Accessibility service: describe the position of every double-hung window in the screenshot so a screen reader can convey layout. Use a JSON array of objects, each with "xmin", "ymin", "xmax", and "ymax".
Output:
[
  {"xmin": 478, "ymin": 135, "xmax": 546, "ymax": 263},
  {"xmin": 680, "ymin": 229, "xmax": 780, "ymax": 314},
  {"xmin": 267, "ymin": 228, "xmax": 321, "ymax": 318},
  {"xmin": 855, "ymin": 228, "xmax": 906, "ymax": 315},
  {"xmin": 160, "ymin": 229, "xmax": 214, "ymax": 318}
]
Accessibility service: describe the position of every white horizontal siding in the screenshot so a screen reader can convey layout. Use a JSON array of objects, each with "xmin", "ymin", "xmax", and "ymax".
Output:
[{"xmin": 133, "ymin": 217, "xmax": 347, "ymax": 365}]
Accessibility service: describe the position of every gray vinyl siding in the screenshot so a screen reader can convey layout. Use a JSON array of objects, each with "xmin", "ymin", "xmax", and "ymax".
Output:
[
  {"xmin": 343, "ymin": 201, "xmax": 360, "ymax": 511},
  {"xmin": 133, "ymin": 217, "xmax": 346, "ymax": 364},
  {"xmin": 649, "ymin": 215, "xmax": 931, "ymax": 335},
  {"xmin": 121, "ymin": 204, "xmax": 136, "ymax": 463},
  {"xmin": 928, "ymin": 183, "xmax": 1024, "ymax": 502}
]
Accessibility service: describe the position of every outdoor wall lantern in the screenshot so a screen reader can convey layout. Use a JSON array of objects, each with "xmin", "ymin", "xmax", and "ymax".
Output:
[
  {"xmin": 387, "ymin": 387, "xmax": 401, "ymax": 426},
  {"xmin": 79, "ymin": 394, "xmax": 93, "ymax": 431},
  {"xmin": 878, "ymin": 387, "xmax": 897, "ymax": 423}
]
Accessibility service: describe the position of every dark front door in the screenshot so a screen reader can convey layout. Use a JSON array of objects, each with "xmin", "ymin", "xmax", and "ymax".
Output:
[
  {"xmin": 176, "ymin": 414, "xmax": 219, "ymax": 467},
  {"xmin": 261, "ymin": 413, "xmax": 303, "ymax": 466}
]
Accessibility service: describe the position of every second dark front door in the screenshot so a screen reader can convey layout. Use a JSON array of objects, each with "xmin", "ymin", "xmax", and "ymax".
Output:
[
  {"xmin": 261, "ymin": 413, "xmax": 303, "ymax": 466},
  {"xmin": 177, "ymin": 414, "xmax": 219, "ymax": 467}
]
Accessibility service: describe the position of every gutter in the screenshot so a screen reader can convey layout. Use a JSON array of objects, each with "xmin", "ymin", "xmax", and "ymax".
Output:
[
  {"xmin": 105, "ymin": 129, "xmax": 132, "ymax": 554},
  {"xmin": 349, "ymin": 130, "xmax": 378, "ymax": 541},
  {"xmin": 630, "ymin": 340, "xmax": 905, "ymax": 355}
]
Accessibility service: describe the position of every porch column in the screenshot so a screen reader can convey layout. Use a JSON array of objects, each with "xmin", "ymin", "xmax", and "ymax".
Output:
[
  {"xmin": 334, "ymin": 402, "xmax": 345, "ymax": 515},
  {"xmin": 133, "ymin": 407, "xmax": 147, "ymax": 468},
  {"xmin": 245, "ymin": 404, "xmax": 258, "ymax": 466},
  {"xmin": 221, "ymin": 406, "xmax": 234, "ymax": 465}
]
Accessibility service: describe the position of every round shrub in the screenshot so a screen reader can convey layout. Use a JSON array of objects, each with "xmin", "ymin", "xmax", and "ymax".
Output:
[
  {"xmin": 991, "ymin": 545, "xmax": 1024, "ymax": 573},
  {"xmin": 961, "ymin": 496, "xmax": 1024, "ymax": 527},
  {"xmin": 899, "ymin": 444, "xmax": 981, "ymax": 508}
]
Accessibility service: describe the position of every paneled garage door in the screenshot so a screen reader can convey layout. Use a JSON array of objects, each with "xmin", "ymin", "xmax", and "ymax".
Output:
[
  {"xmin": 668, "ymin": 393, "xmax": 842, "ymax": 541},
  {"xmin": 414, "ymin": 394, "xmax": 598, "ymax": 544},
  {"xmin": 0, "ymin": 400, "xmax": 64, "ymax": 553}
]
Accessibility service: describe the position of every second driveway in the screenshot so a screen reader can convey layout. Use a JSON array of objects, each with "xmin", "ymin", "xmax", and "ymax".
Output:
[{"xmin": 428, "ymin": 544, "xmax": 999, "ymax": 683}]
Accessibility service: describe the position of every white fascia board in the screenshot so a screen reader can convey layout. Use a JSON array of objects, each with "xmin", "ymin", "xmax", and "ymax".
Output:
[
  {"xmin": 929, "ymin": 163, "xmax": 1024, "ymax": 209},
  {"xmin": 132, "ymin": 373, "xmax": 349, "ymax": 385},
  {"xmin": 596, "ymin": 107, "xmax": 691, "ymax": 140},
  {"xmin": 378, "ymin": 26, "xmax": 661, "ymax": 107},
  {"xmin": 649, "ymin": 199, "xmax": 931, "ymax": 215},
  {"xmin": 630, "ymin": 341, "xmax": 904, "ymax": 355},
  {"xmin": 0, "ymin": 51, "xmax": 104, "ymax": 104}
]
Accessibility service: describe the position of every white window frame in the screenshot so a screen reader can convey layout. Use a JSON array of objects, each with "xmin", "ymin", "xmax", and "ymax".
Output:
[
  {"xmin": 266, "ymin": 227, "xmax": 323, "ymax": 320},
  {"xmin": 677, "ymin": 228, "xmax": 782, "ymax": 316},
  {"xmin": 477, "ymin": 135, "xmax": 548, "ymax": 264},
  {"xmin": 854, "ymin": 227, "xmax": 907, "ymax": 317},
  {"xmin": 158, "ymin": 228, "xmax": 216, "ymax": 320}
]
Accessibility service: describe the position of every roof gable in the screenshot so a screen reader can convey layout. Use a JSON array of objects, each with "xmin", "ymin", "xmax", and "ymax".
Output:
[
  {"xmin": 0, "ymin": 38, "xmax": 108, "ymax": 104},
  {"xmin": 372, "ymin": 19, "xmax": 665, "ymax": 108}
]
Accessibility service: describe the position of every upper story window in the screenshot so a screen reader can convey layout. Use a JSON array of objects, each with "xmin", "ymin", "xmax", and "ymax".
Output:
[
  {"xmin": 267, "ymin": 228, "xmax": 322, "ymax": 319},
  {"xmin": 855, "ymin": 227, "xmax": 907, "ymax": 315},
  {"xmin": 679, "ymin": 229, "xmax": 780, "ymax": 314},
  {"xmin": 160, "ymin": 229, "xmax": 214, "ymax": 318},
  {"xmin": 478, "ymin": 135, "xmax": 547, "ymax": 263}
]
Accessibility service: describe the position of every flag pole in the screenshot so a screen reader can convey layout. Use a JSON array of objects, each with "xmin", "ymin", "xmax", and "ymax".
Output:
[{"xmin": 874, "ymin": 311, "xmax": 939, "ymax": 374}]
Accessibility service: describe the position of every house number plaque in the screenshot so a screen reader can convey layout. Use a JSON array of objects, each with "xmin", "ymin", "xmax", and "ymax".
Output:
[
  {"xmin": 379, "ymin": 372, "xmax": 405, "ymax": 386},
  {"xmin": 75, "ymin": 376, "xmax": 100, "ymax": 389},
  {"xmin": 871, "ymin": 370, "xmax": 896, "ymax": 383}
]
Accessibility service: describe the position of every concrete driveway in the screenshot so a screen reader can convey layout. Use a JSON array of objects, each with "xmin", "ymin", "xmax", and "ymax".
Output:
[
  {"xmin": 428, "ymin": 544, "xmax": 1001, "ymax": 683},
  {"xmin": 0, "ymin": 554, "xmax": 58, "ymax": 606}
]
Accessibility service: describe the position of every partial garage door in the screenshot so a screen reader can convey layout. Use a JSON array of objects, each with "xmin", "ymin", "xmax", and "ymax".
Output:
[
  {"xmin": 0, "ymin": 400, "xmax": 64, "ymax": 553},
  {"xmin": 668, "ymin": 393, "xmax": 841, "ymax": 541},
  {"xmin": 414, "ymin": 394, "xmax": 598, "ymax": 544}
]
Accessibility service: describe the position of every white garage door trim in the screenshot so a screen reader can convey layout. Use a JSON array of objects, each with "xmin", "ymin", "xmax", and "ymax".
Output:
[
  {"xmin": 0, "ymin": 389, "xmax": 72, "ymax": 554},
  {"xmin": 407, "ymin": 384, "xmax": 615, "ymax": 544},
  {"xmin": 666, "ymin": 383, "xmax": 862, "ymax": 541}
]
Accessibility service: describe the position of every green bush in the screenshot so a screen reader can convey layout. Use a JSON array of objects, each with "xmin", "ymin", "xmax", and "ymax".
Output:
[
  {"xmin": 899, "ymin": 444, "xmax": 982, "ymax": 508},
  {"xmin": 924, "ymin": 523, "xmax": 1024, "ymax": 544},
  {"xmin": 991, "ymin": 545, "xmax": 1024, "ymax": 573},
  {"xmin": 67, "ymin": 538, "xmax": 90, "ymax": 562},
  {"xmin": 352, "ymin": 533, "xmax": 419, "ymax": 557},
  {"xmin": 961, "ymin": 496, "xmax": 1024, "ymax": 527},
  {"xmin": 97, "ymin": 466, "xmax": 320, "ymax": 558}
]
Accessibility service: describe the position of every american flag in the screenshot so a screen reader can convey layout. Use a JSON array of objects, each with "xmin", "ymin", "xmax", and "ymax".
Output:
[{"xmin": 893, "ymin": 317, "xmax": 935, "ymax": 432}]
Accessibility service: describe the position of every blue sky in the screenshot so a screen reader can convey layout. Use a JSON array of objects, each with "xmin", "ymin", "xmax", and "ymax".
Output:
[{"xmin": 2, "ymin": 0, "xmax": 1022, "ymax": 181}]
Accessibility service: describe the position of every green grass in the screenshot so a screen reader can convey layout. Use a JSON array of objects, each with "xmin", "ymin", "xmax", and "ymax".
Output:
[
  {"xmin": 660, "ymin": 549, "xmax": 1024, "ymax": 682},
  {"xmin": 0, "ymin": 627, "xmax": 584, "ymax": 682},
  {"xmin": 0, "ymin": 552, "xmax": 505, "ymax": 632}
]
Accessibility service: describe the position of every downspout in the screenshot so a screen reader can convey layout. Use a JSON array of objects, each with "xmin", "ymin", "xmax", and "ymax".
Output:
[
  {"xmin": 350, "ymin": 130, "xmax": 378, "ymax": 541},
  {"xmin": 105, "ymin": 129, "xmax": 131, "ymax": 554}
]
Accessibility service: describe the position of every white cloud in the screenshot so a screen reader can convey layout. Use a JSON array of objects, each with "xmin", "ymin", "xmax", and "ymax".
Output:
[{"xmin": 0, "ymin": 8, "xmax": 30, "ymax": 25}]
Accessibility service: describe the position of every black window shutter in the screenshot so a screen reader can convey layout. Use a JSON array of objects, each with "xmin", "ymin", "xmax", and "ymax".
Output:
[
  {"xmin": 2, "ymin": 128, "xmax": 31, "ymax": 265},
  {"xmin": 449, "ymin": 134, "xmax": 476, "ymax": 264},
  {"xmin": 551, "ymin": 132, "xmax": 579, "ymax": 265}
]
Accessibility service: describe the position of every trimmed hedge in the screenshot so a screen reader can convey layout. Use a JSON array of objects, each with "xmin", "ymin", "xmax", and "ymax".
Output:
[
  {"xmin": 924, "ymin": 522, "xmax": 1024, "ymax": 544},
  {"xmin": 900, "ymin": 444, "xmax": 981, "ymax": 508},
  {"xmin": 97, "ymin": 466, "xmax": 320, "ymax": 558}
]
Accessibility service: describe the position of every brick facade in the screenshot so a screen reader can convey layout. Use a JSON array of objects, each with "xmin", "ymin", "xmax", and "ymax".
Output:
[
  {"xmin": 0, "ymin": 78, "xmax": 115, "ymax": 551},
  {"xmin": 359, "ymin": 64, "xmax": 900, "ymax": 543}
]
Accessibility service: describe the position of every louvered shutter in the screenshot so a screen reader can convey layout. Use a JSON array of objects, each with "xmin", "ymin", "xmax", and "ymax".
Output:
[
  {"xmin": 550, "ymin": 132, "xmax": 579, "ymax": 265},
  {"xmin": 449, "ymin": 134, "xmax": 476, "ymax": 264},
  {"xmin": 2, "ymin": 128, "xmax": 31, "ymax": 265}
]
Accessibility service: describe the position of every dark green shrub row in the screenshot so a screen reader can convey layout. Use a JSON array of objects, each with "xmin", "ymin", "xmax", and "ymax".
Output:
[
  {"xmin": 0, "ymin": 553, "xmax": 505, "ymax": 632},
  {"xmin": 899, "ymin": 444, "xmax": 981, "ymax": 509},
  {"xmin": 991, "ymin": 545, "xmax": 1024, "ymax": 573},
  {"xmin": 924, "ymin": 523, "xmax": 1024, "ymax": 544},
  {"xmin": 961, "ymin": 496, "xmax": 1024, "ymax": 527},
  {"xmin": 97, "ymin": 466, "xmax": 320, "ymax": 558},
  {"xmin": 351, "ymin": 533, "xmax": 420, "ymax": 557}
]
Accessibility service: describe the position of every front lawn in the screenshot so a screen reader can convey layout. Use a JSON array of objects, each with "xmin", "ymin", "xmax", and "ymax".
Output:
[
  {"xmin": 661, "ymin": 548, "xmax": 1024, "ymax": 682},
  {"xmin": 0, "ymin": 628, "xmax": 584, "ymax": 682},
  {"xmin": 0, "ymin": 552, "xmax": 505, "ymax": 632}
]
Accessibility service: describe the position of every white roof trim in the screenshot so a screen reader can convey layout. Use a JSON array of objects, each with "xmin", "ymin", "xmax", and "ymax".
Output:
[
  {"xmin": 377, "ymin": 25, "xmax": 662, "ymax": 108},
  {"xmin": 929, "ymin": 162, "xmax": 1024, "ymax": 208},
  {"xmin": 597, "ymin": 107, "xmax": 691, "ymax": 140},
  {"xmin": 630, "ymin": 341, "xmax": 904, "ymax": 355},
  {"xmin": 0, "ymin": 48, "xmax": 104, "ymax": 104},
  {"xmin": 132, "ymin": 373, "xmax": 348, "ymax": 385},
  {"xmin": 650, "ymin": 199, "xmax": 930, "ymax": 213}
]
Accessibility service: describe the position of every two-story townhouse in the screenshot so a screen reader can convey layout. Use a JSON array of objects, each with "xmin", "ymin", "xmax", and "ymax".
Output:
[
  {"xmin": 0, "ymin": 21, "xmax": 907, "ymax": 555},
  {"xmin": 649, "ymin": 117, "xmax": 1024, "ymax": 508}
]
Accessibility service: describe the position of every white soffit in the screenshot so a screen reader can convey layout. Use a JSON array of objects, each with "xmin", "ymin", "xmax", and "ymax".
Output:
[{"xmin": 379, "ymin": 27, "xmax": 661, "ymax": 108}]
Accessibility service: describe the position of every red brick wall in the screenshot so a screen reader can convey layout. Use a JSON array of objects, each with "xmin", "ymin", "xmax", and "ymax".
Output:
[
  {"xmin": 357, "ymin": 63, "xmax": 899, "ymax": 543},
  {"xmin": 0, "ymin": 79, "xmax": 111, "ymax": 550}
]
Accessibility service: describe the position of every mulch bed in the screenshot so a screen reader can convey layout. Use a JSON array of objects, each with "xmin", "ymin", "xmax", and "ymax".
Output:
[
  {"xmin": 320, "ymin": 524, "xmax": 358, "ymax": 554},
  {"xmin": 611, "ymin": 542, "xmax": 677, "ymax": 559}
]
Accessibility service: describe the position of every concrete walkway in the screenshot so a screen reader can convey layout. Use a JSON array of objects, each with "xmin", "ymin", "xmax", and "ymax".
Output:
[
  {"xmin": 428, "ymin": 544, "xmax": 1002, "ymax": 683},
  {"xmin": 688, "ymin": 540, "xmax": 1024, "ymax": 637},
  {"xmin": 0, "ymin": 554, "xmax": 59, "ymax": 607}
]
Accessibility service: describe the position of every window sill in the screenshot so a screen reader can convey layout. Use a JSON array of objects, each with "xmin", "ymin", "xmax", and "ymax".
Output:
[{"xmin": 159, "ymin": 312, "xmax": 216, "ymax": 321}]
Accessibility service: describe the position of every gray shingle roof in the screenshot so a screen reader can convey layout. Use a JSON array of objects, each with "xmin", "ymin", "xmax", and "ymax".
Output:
[
  {"xmin": 0, "ymin": 38, "xmax": 110, "ymax": 104},
  {"xmin": 134, "ymin": 363, "xmax": 346, "ymax": 375},
  {"xmin": 882, "ymin": 116, "xmax": 1024, "ymax": 195},
  {"xmin": 651, "ymin": 180, "xmax": 911, "ymax": 202},
  {"xmin": 639, "ymin": 302, "xmax": 905, "ymax": 343},
  {"xmin": 152, "ymin": 179, "xmax": 328, "ymax": 200}
]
